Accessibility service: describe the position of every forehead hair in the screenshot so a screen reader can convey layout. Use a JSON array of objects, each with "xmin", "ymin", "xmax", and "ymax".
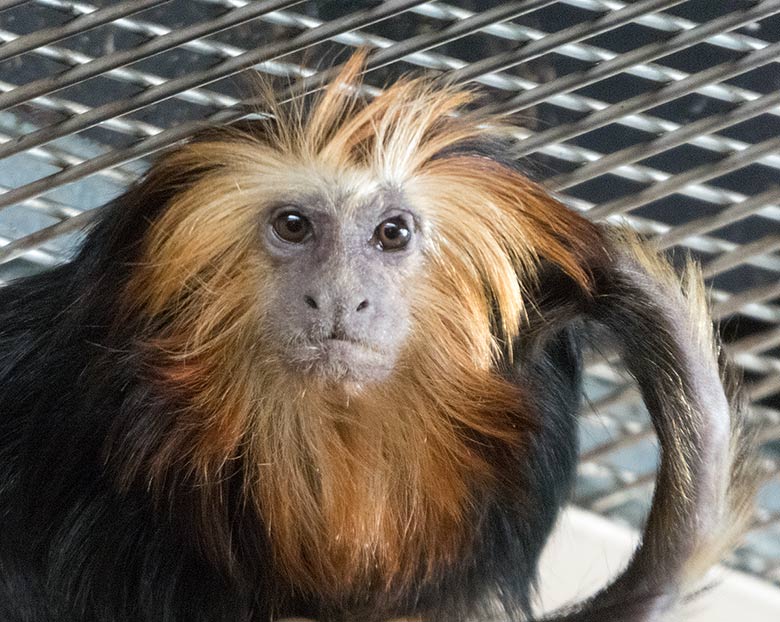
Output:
[{"xmin": 127, "ymin": 53, "xmax": 603, "ymax": 347}]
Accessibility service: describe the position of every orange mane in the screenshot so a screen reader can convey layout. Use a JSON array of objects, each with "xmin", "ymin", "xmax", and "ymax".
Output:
[{"xmin": 113, "ymin": 53, "xmax": 605, "ymax": 600}]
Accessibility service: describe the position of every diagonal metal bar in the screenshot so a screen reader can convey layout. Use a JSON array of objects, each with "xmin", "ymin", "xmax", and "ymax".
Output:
[
  {"xmin": 436, "ymin": 0, "xmax": 688, "ymax": 86},
  {"xmin": 710, "ymin": 279, "xmax": 780, "ymax": 323},
  {"xmin": 711, "ymin": 281, "xmax": 780, "ymax": 323},
  {"xmin": 0, "ymin": 129, "xmax": 137, "ymax": 186},
  {"xmin": 570, "ymin": 200, "xmax": 780, "ymax": 291},
  {"xmin": 0, "ymin": 0, "xmax": 429, "ymax": 161},
  {"xmin": 558, "ymin": 0, "xmax": 773, "ymax": 52},
  {"xmin": 0, "ymin": 29, "xmax": 240, "ymax": 109},
  {"xmin": 412, "ymin": 1, "xmax": 780, "ymax": 112},
  {"xmin": 0, "ymin": 0, "xmax": 306, "ymax": 112},
  {"xmin": 0, "ymin": 208, "xmax": 101, "ymax": 265},
  {"xmin": 0, "ymin": 0, "xmax": 28, "ymax": 10},
  {"xmin": 651, "ymin": 189, "xmax": 780, "ymax": 250},
  {"xmin": 337, "ymin": 0, "xmax": 560, "ymax": 75},
  {"xmin": 549, "ymin": 90, "xmax": 780, "ymax": 192},
  {"xmin": 497, "ymin": 28, "xmax": 780, "ymax": 128},
  {"xmin": 588, "ymin": 133, "xmax": 780, "ymax": 221},
  {"xmin": 748, "ymin": 374, "xmax": 780, "ymax": 402},
  {"xmin": 417, "ymin": 0, "xmax": 771, "ymax": 54},
  {"xmin": 0, "ymin": 79, "xmax": 162, "ymax": 138},
  {"xmin": 703, "ymin": 236, "xmax": 780, "ymax": 280},
  {"xmin": 0, "ymin": 234, "xmax": 61, "ymax": 266},
  {"xmin": 0, "ymin": 0, "xmax": 167, "ymax": 64},
  {"xmin": 0, "ymin": 183, "xmax": 79, "ymax": 221},
  {"xmin": 409, "ymin": 1, "xmax": 780, "ymax": 175},
  {"xmin": 13, "ymin": 0, "xmax": 780, "ymax": 194},
  {"xmin": 731, "ymin": 327, "xmax": 780, "ymax": 357}
]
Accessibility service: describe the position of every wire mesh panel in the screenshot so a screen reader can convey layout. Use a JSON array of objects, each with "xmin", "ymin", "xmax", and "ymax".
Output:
[{"xmin": 1, "ymin": 0, "xmax": 779, "ymax": 588}]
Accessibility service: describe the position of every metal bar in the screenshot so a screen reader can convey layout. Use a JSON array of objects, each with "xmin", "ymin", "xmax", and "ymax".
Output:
[
  {"xmin": 582, "ymin": 381, "xmax": 780, "ymax": 463},
  {"xmin": 0, "ymin": 0, "xmax": 167, "ymax": 64},
  {"xmin": 654, "ymin": 189, "xmax": 780, "ymax": 250},
  {"xmin": 251, "ymin": 1, "xmax": 561, "ymax": 115},
  {"xmin": 580, "ymin": 216, "xmax": 780, "ymax": 323},
  {"xmin": 710, "ymin": 289, "xmax": 780, "ymax": 325},
  {"xmin": 544, "ymin": 85, "xmax": 780, "ymax": 190},
  {"xmin": 0, "ymin": 29, "xmax": 240, "ymax": 109},
  {"xmin": 0, "ymin": 79, "xmax": 162, "ymax": 139},
  {"xmin": 559, "ymin": 0, "xmax": 772, "ymax": 52},
  {"xmin": 567, "ymin": 189, "xmax": 780, "ymax": 273},
  {"xmin": 493, "ymin": 18, "xmax": 780, "ymax": 123},
  {"xmin": 0, "ymin": 116, "xmax": 205, "ymax": 214},
  {"xmin": 0, "ymin": 0, "xmax": 429, "ymax": 161},
  {"xmin": 10, "ymin": 0, "xmax": 778, "ymax": 210},
  {"xmin": 584, "ymin": 473, "xmax": 654, "ymax": 513},
  {"xmin": 415, "ymin": 0, "xmax": 771, "ymax": 54},
  {"xmin": 0, "ymin": 184, "xmax": 79, "ymax": 220},
  {"xmin": 703, "ymin": 236, "xmax": 780, "ymax": 280},
  {"xmin": 588, "ymin": 132, "xmax": 780, "ymax": 221},
  {"xmin": 3, "ymin": 14, "xmax": 775, "ymax": 231},
  {"xmin": 30, "ymin": 0, "xmax": 312, "ymax": 76},
  {"xmin": 581, "ymin": 429, "xmax": 654, "ymax": 462},
  {"xmin": 0, "ymin": 233, "xmax": 62, "ymax": 266},
  {"xmin": 729, "ymin": 327, "xmax": 780, "ymax": 357},
  {"xmin": 0, "ymin": 1, "xmax": 432, "ymax": 211},
  {"xmin": 0, "ymin": 0, "xmax": 306, "ymax": 112},
  {"xmin": 3, "ymin": 4, "xmax": 776, "ymax": 338},
  {"xmin": 712, "ymin": 281, "xmax": 780, "ymax": 323},
  {"xmin": 3, "ymin": 90, "xmax": 777, "ymax": 289},
  {"xmin": 412, "ymin": 2, "xmax": 780, "ymax": 115},
  {"xmin": 748, "ymin": 374, "xmax": 780, "ymax": 402},
  {"xmin": 195, "ymin": 2, "xmax": 780, "ymax": 176},
  {"xmin": 11, "ymin": 127, "xmax": 779, "ymax": 296},
  {"xmin": 192, "ymin": 1, "xmax": 563, "ymax": 109},
  {"xmin": 733, "ymin": 352, "xmax": 780, "ymax": 378},
  {"xmin": 348, "ymin": 0, "xmax": 560, "ymax": 74},
  {"xmin": 0, "ymin": 129, "xmax": 137, "ymax": 185},
  {"xmin": 0, "ymin": 208, "xmax": 100, "ymax": 265},
  {"xmin": 446, "ymin": 0, "xmax": 689, "ymax": 85},
  {"xmin": 0, "ymin": 0, "xmax": 28, "ymax": 10},
  {"xmin": 263, "ymin": 6, "xmax": 780, "ymax": 190}
]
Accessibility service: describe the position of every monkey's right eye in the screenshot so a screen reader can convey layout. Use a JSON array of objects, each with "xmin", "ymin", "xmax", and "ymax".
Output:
[{"xmin": 272, "ymin": 211, "xmax": 311, "ymax": 244}]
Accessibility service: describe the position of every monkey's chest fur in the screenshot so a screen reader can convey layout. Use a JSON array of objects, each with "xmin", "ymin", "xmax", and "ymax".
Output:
[
  {"xmin": 240, "ymin": 383, "xmax": 527, "ymax": 608},
  {"xmin": 230, "ymin": 337, "xmax": 581, "ymax": 622},
  {"xmin": 0, "ymin": 272, "xmax": 580, "ymax": 622}
]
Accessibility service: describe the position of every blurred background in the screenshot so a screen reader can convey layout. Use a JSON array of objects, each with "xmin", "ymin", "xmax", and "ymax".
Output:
[{"xmin": 0, "ymin": 0, "xmax": 778, "ymax": 617}]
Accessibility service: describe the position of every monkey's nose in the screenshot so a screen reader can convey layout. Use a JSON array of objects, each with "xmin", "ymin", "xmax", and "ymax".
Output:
[{"xmin": 303, "ymin": 295, "xmax": 369, "ymax": 313}]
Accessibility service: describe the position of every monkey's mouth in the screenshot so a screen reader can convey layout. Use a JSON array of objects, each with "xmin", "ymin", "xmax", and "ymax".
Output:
[{"xmin": 289, "ymin": 338, "xmax": 393, "ymax": 383}]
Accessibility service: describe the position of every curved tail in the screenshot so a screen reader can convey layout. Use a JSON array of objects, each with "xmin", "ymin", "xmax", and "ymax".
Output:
[{"xmin": 536, "ymin": 234, "xmax": 757, "ymax": 622}]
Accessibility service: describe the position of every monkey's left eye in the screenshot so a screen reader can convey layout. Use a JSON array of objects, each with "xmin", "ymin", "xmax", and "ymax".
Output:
[
  {"xmin": 272, "ymin": 211, "xmax": 311, "ymax": 244},
  {"xmin": 373, "ymin": 217, "xmax": 411, "ymax": 251}
]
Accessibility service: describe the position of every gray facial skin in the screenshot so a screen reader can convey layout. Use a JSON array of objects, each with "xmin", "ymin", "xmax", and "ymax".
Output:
[{"xmin": 259, "ymin": 190, "xmax": 425, "ymax": 386}]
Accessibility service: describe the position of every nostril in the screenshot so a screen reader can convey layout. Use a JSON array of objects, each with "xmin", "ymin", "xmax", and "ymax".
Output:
[
  {"xmin": 304, "ymin": 296, "xmax": 318, "ymax": 310},
  {"xmin": 355, "ymin": 300, "xmax": 369, "ymax": 312}
]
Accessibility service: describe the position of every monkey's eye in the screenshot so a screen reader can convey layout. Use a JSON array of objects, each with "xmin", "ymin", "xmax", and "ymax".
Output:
[
  {"xmin": 272, "ymin": 211, "xmax": 311, "ymax": 244},
  {"xmin": 373, "ymin": 217, "xmax": 411, "ymax": 251}
]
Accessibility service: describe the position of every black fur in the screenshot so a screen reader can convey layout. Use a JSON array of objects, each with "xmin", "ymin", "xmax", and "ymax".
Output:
[{"xmin": 0, "ymin": 179, "xmax": 582, "ymax": 621}]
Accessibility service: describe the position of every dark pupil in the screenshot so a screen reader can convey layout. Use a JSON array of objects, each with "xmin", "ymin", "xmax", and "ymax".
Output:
[
  {"xmin": 384, "ymin": 223, "xmax": 401, "ymax": 239},
  {"xmin": 285, "ymin": 216, "xmax": 303, "ymax": 233},
  {"xmin": 377, "ymin": 217, "xmax": 410, "ymax": 250},
  {"xmin": 274, "ymin": 212, "xmax": 309, "ymax": 243}
]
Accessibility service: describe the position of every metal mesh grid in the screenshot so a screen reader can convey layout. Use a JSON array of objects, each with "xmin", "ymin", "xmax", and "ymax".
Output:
[{"xmin": 1, "ymin": 0, "xmax": 779, "ymax": 588}]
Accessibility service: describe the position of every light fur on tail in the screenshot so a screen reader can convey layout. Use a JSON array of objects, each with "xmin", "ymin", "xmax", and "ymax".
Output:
[{"xmin": 537, "ymin": 232, "xmax": 759, "ymax": 622}]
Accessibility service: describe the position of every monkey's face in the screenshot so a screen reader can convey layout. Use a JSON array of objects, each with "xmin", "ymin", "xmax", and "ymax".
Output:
[{"xmin": 258, "ymin": 184, "xmax": 425, "ymax": 386}]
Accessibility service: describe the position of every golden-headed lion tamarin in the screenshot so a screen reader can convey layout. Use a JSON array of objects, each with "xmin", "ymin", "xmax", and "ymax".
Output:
[{"xmin": 0, "ymin": 54, "xmax": 756, "ymax": 622}]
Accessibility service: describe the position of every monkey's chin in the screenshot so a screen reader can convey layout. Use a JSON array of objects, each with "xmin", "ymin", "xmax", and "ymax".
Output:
[{"xmin": 288, "ymin": 339, "xmax": 394, "ymax": 387}]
